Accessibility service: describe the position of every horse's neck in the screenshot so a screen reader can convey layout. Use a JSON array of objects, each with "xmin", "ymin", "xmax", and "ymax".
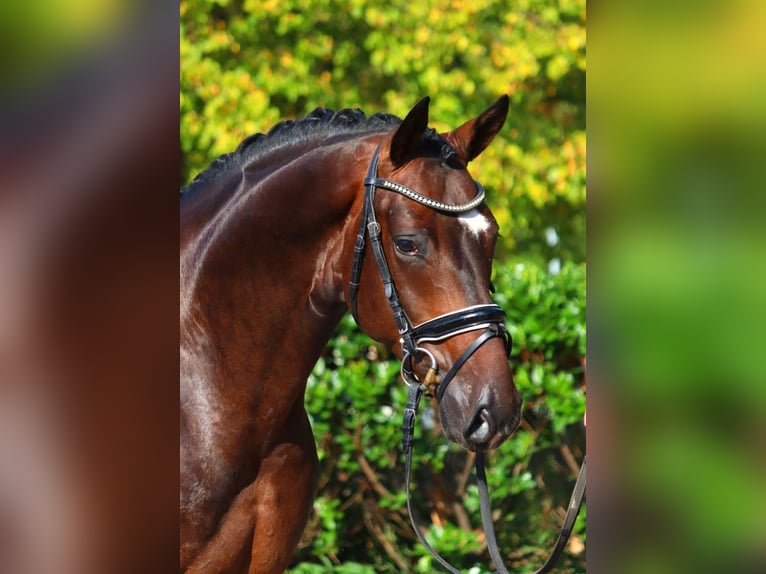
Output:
[{"xmin": 181, "ymin": 139, "xmax": 371, "ymax": 422}]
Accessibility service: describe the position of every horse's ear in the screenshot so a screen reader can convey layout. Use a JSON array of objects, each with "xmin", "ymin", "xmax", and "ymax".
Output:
[
  {"xmin": 389, "ymin": 96, "xmax": 430, "ymax": 167},
  {"xmin": 446, "ymin": 95, "xmax": 509, "ymax": 164}
]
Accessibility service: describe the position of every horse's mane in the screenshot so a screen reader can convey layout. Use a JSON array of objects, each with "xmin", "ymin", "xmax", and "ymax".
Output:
[
  {"xmin": 182, "ymin": 106, "xmax": 450, "ymax": 195},
  {"xmin": 182, "ymin": 107, "xmax": 396, "ymax": 194}
]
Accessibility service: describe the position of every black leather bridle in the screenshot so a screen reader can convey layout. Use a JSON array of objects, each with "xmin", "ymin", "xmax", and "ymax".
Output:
[
  {"xmin": 348, "ymin": 145, "xmax": 510, "ymax": 395},
  {"xmin": 348, "ymin": 144, "xmax": 586, "ymax": 573}
]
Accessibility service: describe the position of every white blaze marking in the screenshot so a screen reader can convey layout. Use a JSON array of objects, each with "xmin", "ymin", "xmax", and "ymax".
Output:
[{"xmin": 459, "ymin": 209, "xmax": 491, "ymax": 238}]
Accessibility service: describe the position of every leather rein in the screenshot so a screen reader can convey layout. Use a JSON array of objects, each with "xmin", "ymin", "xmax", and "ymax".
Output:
[{"xmin": 348, "ymin": 144, "xmax": 586, "ymax": 573}]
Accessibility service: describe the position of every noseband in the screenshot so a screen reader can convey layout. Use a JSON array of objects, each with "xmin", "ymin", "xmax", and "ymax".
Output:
[{"xmin": 348, "ymin": 144, "xmax": 585, "ymax": 573}]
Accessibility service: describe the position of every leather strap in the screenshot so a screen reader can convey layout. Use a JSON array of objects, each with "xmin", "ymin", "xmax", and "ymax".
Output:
[
  {"xmin": 363, "ymin": 176, "xmax": 485, "ymax": 213},
  {"xmin": 529, "ymin": 457, "xmax": 586, "ymax": 574},
  {"xmin": 409, "ymin": 304, "xmax": 509, "ymax": 345},
  {"xmin": 348, "ymin": 146, "xmax": 381, "ymax": 324},
  {"xmin": 404, "ymin": 397, "xmax": 587, "ymax": 574},
  {"xmin": 402, "ymin": 383, "xmax": 463, "ymax": 574},
  {"xmin": 476, "ymin": 451, "xmax": 510, "ymax": 574},
  {"xmin": 436, "ymin": 327, "xmax": 504, "ymax": 401}
]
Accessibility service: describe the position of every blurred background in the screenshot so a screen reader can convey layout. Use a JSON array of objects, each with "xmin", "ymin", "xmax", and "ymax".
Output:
[
  {"xmin": 181, "ymin": 1, "xmax": 586, "ymax": 572},
  {"xmin": 0, "ymin": 2, "xmax": 179, "ymax": 574},
  {"xmin": 588, "ymin": 2, "xmax": 766, "ymax": 572}
]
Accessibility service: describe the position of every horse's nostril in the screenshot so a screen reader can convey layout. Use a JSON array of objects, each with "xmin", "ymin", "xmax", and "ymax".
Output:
[{"xmin": 465, "ymin": 408, "xmax": 495, "ymax": 446}]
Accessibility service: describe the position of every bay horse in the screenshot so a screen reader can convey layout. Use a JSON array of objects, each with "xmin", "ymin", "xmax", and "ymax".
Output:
[{"xmin": 180, "ymin": 96, "xmax": 522, "ymax": 573}]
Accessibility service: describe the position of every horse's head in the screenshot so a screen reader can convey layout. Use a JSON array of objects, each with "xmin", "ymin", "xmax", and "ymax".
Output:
[{"xmin": 347, "ymin": 96, "xmax": 521, "ymax": 452}]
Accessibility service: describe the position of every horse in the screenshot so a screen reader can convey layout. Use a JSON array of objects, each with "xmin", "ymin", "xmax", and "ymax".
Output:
[{"xmin": 180, "ymin": 95, "xmax": 522, "ymax": 573}]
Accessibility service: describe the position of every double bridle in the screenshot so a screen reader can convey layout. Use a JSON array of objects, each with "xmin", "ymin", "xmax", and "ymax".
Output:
[{"xmin": 348, "ymin": 144, "xmax": 586, "ymax": 573}]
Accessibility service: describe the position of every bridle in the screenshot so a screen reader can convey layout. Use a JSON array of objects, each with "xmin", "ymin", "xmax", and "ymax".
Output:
[
  {"xmin": 348, "ymin": 143, "xmax": 586, "ymax": 573},
  {"xmin": 348, "ymin": 144, "xmax": 510, "ymax": 394}
]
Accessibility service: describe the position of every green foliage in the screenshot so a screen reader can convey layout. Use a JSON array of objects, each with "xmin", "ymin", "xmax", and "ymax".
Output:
[
  {"xmin": 287, "ymin": 260, "xmax": 585, "ymax": 573},
  {"xmin": 180, "ymin": 0, "xmax": 586, "ymax": 265},
  {"xmin": 289, "ymin": 558, "xmax": 377, "ymax": 574}
]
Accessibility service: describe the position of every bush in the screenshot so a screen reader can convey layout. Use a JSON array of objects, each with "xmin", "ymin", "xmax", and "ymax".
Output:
[
  {"xmin": 289, "ymin": 260, "xmax": 586, "ymax": 573},
  {"xmin": 180, "ymin": 0, "xmax": 586, "ymax": 265}
]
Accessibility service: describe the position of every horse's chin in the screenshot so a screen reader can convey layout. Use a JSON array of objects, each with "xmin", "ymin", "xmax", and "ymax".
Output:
[{"xmin": 440, "ymin": 419, "xmax": 464, "ymax": 448}]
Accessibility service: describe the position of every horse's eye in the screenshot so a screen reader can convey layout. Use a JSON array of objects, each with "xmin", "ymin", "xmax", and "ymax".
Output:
[{"xmin": 395, "ymin": 238, "xmax": 419, "ymax": 255}]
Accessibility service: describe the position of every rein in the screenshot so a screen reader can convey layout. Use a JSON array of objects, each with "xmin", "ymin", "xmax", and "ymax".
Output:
[
  {"xmin": 348, "ymin": 144, "xmax": 586, "ymax": 573},
  {"xmin": 403, "ymin": 382, "xmax": 587, "ymax": 574}
]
